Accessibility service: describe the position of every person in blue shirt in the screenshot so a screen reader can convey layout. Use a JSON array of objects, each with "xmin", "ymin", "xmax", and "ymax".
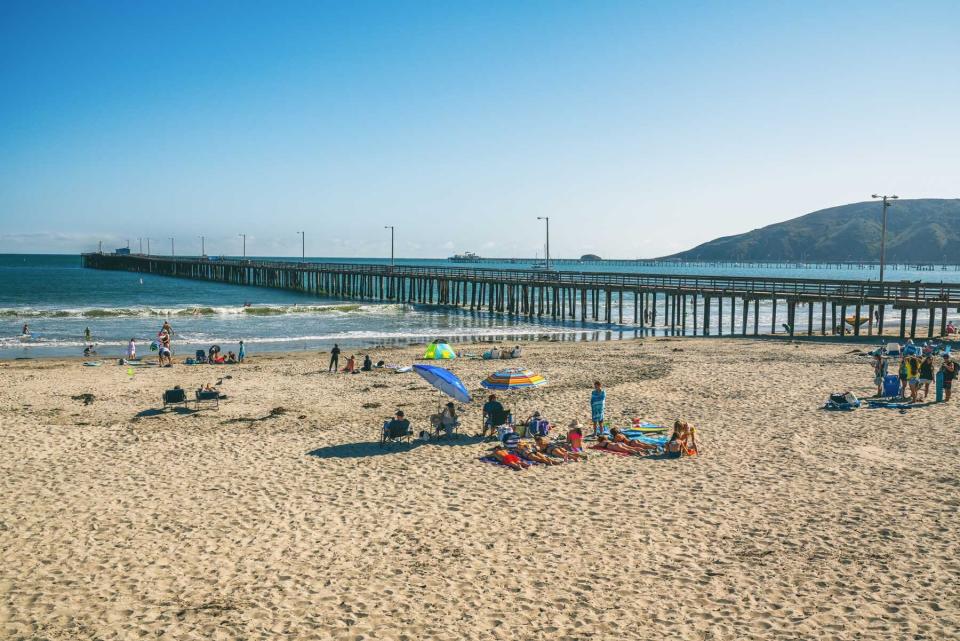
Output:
[
  {"xmin": 481, "ymin": 394, "xmax": 505, "ymax": 439},
  {"xmin": 238, "ymin": 340, "xmax": 245, "ymax": 363}
]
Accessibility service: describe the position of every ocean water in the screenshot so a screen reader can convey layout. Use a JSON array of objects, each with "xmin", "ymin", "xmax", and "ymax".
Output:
[{"xmin": 4, "ymin": 254, "xmax": 959, "ymax": 359}]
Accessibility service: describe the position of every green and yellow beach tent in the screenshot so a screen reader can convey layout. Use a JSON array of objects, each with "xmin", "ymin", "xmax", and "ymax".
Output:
[{"xmin": 424, "ymin": 341, "xmax": 456, "ymax": 360}]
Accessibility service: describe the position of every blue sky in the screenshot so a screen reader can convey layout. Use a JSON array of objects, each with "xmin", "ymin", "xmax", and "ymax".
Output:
[{"xmin": 1, "ymin": 1, "xmax": 958, "ymax": 257}]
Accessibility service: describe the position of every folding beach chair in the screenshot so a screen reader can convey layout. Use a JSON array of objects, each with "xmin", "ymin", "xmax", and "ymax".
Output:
[
  {"xmin": 195, "ymin": 349, "xmax": 208, "ymax": 364},
  {"xmin": 162, "ymin": 387, "xmax": 188, "ymax": 409},
  {"xmin": 194, "ymin": 389, "xmax": 220, "ymax": 410},
  {"xmin": 380, "ymin": 420, "xmax": 412, "ymax": 447}
]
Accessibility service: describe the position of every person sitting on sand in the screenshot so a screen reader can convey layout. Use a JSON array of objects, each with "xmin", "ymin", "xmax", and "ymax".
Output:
[
  {"xmin": 610, "ymin": 427, "xmax": 659, "ymax": 452},
  {"xmin": 225, "ymin": 351, "xmax": 237, "ymax": 364},
  {"xmin": 525, "ymin": 411, "xmax": 549, "ymax": 437},
  {"xmin": 490, "ymin": 445, "xmax": 529, "ymax": 470},
  {"xmin": 83, "ymin": 345, "xmax": 96, "ymax": 357},
  {"xmin": 666, "ymin": 420, "xmax": 699, "ymax": 458},
  {"xmin": 947, "ymin": 321, "xmax": 957, "ymax": 335},
  {"xmin": 595, "ymin": 434, "xmax": 646, "ymax": 456},
  {"xmin": 341, "ymin": 355, "xmax": 356, "ymax": 374},
  {"xmin": 361, "ymin": 354, "xmax": 373, "ymax": 371},
  {"xmin": 567, "ymin": 421, "xmax": 585, "ymax": 452},
  {"xmin": 534, "ymin": 435, "xmax": 586, "ymax": 462},
  {"xmin": 516, "ymin": 440, "xmax": 561, "ymax": 465}
]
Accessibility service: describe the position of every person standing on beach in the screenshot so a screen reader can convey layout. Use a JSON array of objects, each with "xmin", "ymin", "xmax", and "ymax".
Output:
[
  {"xmin": 918, "ymin": 354, "xmax": 934, "ymax": 400},
  {"xmin": 328, "ymin": 344, "xmax": 341, "ymax": 372},
  {"xmin": 127, "ymin": 338, "xmax": 136, "ymax": 360},
  {"xmin": 238, "ymin": 340, "xmax": 245, "ymax": 363},
  {"xmin": 872, "ymin": 353, "xmax": 887, "ymax": 397},
  {"xmin": 591, "ymin": 380, "xmax": 606, "ymax": 436},
  {"xmin": 942, "ymin": 354, "xmax": 956, "ymax": 402}
]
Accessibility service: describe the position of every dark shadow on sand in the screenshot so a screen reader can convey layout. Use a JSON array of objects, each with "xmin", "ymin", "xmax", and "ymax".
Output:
[
  {"xmin": 135, "ymin": 406, "xmax": 197, "ymax": 418},
  {"xmin": 307, "ymin": 433, "xmax": 485, "ymax": 460}
]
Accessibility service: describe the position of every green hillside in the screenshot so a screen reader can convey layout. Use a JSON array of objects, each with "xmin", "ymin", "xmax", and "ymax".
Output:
[{"xmin": 663, "ymin": 199, "xmax": 960, "ymax": 263}]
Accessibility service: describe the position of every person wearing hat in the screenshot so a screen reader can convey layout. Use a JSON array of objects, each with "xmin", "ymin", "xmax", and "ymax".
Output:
[
  {"xmin": 942, "ymin": 354, "xmax": 957, "ymax": 402},
  {"xmin": 384, "ymin": 410, "xmax": 411, "ymax": 437}
]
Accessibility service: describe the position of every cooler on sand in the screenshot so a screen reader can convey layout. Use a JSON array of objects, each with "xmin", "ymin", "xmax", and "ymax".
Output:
[{"xmin": 882, "ymin": 374, "xmax": 901, "ymax": 397}]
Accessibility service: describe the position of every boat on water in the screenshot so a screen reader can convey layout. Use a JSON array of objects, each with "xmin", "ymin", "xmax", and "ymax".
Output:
[{"xmin": 449, "ymin": 251, "xmax": 481, "ymax": 263}]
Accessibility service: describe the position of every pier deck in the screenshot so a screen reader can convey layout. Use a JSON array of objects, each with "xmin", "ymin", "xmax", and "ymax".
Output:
[{"xmin": 82, "ymin": 253, "xmax": 960, "ymax": 340}]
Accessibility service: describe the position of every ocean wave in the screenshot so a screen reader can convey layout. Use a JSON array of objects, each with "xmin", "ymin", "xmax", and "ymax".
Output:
[{"xmin": 0, "ymin": 303, "xmax": 407, "ymax": 319}]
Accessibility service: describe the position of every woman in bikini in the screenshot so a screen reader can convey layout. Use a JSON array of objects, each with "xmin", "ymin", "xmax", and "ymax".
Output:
[
  {"xmin": 609, "ymin": 427, "xmax": 659, "ymax": 453},
  {"xmin": 567, "ymin": 421, "xmax": 585, "ymax": 453},
  {"xmin": 516, "ymin": 441, "xmax": 561, "ymax": 466},
  {"xmin": 535, "ymin": 436, "xmax": 586, "ymax": 461},
  {"xmin": 595, "ymin": 434, "xmax": 647, "ymax": 456}
]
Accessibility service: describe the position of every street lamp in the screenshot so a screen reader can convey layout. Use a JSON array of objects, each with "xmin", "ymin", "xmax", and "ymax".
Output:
[
  {"xmin": 296, "ymin": 231, "xmax": 305, "ymax": 261},
  {"xmin": 199, "ymin": 235, "xmax": 205, "ymax": 257},
  {"xmin": 871, "ymin": 194, "xmax": 898, "ymax": 282},
  {"xmin": 239, "ymin": 233, "xmax": 246, "ymax": 258},
  {"xmin": 384, "ymin": 226, "xmax": 395, "ymax": 267},
  {"xmin": 146, "ymin": 238, "xmax": 151, "ymax": 256},
  {"xmin": 536, "ymin": 216, "xmax": 551, "ymax": 270},
  {"xmin": 138, "ymin": 237, "xmax": 142, "ymax": 254},
  {"xmin": 170, "ymin": 237, "xmax": 175, "ymax": 257}
]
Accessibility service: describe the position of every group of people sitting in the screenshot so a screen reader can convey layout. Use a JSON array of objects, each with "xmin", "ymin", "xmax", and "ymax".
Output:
[
  {"xmin": 193, "ymin": 342, "xmax": 244, "ymax": 365},
  {"xmin": 341, "ymin": 354, "xmax": 378, "ymax": 374},
  {"xmin": 482, "ymin": 345, "xmax": 522, "ymax": 360}
]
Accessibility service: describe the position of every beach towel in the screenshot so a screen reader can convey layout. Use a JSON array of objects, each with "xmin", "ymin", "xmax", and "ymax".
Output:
[
  {"xmin": 83, "ymin": 361, "xmax": 103, "ymax": 367},
  {"xmin": 590, "ymin": 389, "xmax": 606, "ymax": 422}
]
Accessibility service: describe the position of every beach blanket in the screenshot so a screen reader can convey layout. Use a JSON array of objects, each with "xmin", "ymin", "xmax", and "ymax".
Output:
[
  {"xmin": 867, "ymin": 400, "xmax": 914, "ymax": 409},
  {"xmin": 83, "ymin": 361, "xmax": 103, "ymax": 367}
]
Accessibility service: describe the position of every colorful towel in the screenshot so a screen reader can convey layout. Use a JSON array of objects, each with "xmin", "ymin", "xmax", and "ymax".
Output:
[{"xmin": 478, "ymin": 455, "xmax": 534, "ymax": 469}]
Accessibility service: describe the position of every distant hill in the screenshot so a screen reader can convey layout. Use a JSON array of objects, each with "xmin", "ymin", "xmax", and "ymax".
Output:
[{"xmin": 662, "ymin": 199, "xmax": 960, "ymax": 263}]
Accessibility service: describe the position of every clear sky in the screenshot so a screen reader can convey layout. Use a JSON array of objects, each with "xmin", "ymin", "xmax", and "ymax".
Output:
[{"xmin": 1, "ymin": 1, "xmax": 958, "ymax": 258}]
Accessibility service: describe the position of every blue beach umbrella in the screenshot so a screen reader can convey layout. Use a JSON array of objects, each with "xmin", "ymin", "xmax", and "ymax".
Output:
[{"xmin": 412, "ymin": 364, "xmax": 472, "ymax": 403}]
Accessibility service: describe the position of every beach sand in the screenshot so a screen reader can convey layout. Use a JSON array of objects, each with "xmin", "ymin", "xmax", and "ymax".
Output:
[{"xmin": 1, "ymin": 338, "xmax": 957, "ymax": 640}]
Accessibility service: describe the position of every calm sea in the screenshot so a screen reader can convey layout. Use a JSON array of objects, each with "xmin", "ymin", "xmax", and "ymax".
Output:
[{"xmin": 3, "ymin": 254, "xmax": 958, "ymax": 359}]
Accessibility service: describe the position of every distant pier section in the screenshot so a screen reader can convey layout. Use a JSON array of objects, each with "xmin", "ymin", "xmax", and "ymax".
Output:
[{"xmin": 82, "ymin": 253, "xmax": 960, "ymax": 340}]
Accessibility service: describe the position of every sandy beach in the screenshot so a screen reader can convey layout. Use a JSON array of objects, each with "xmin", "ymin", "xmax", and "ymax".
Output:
[{"xmin": 1, "ymin": 337, "xmax": 957, "ymax": 640}]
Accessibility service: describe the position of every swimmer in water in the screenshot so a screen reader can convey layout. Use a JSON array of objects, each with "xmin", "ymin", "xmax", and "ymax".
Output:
[{"xmin": 22, "ymin": 324, "xmax": 29, "ymax": 335}]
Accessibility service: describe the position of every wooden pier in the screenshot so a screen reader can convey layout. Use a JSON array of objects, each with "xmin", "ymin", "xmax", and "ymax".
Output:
[{"xmin": 82, "ymin": 253, "xmax": 960, "ymax": 340}]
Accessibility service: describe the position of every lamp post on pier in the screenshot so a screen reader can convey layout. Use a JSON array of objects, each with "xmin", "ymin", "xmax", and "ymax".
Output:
[
  {"xmin": 239, "ymin": 233, "xmax": 246, "ymax": 258},
  {"xmin": 146, "ymin": 238, "xmax": 151, "ymax": 256},
  {"xmin": 297, "ymin": 231, "xmax": 305, "ymax": 262},
  {"xmin": 871, "ymin": 194, "xmax": 898, "ymax": 282},
  {"xmin": 170, "ymin": 237, "xmax": 175, "ymax": 257},
  {"xmin": 536, "ymin": 216, "xmax": 551, "ymax": 270},
  {"xmin": 199, "ymin": 235, "xmax": 205, "ymax": 257},
  {"xmin": 138, "ymin": 237, "xmax": 142, "ymax": 254},
  {"xmin": 384, "ymin": 225, "xmax": 395, "ymax": 267}
]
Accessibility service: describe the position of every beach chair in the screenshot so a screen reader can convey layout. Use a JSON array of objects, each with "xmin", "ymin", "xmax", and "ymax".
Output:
[
  {"xmin": 885, "ymin": 342, "xmax": 901, "ymax": 358},
  {"xmin": 194, "ymin": 349, "xmax": 208, "ymax": 364},
  {"xmin": 430, "ymin": 413, "xmax": 460, "ymax": 439},
  {"xmin": 195, "ymin": 389, "xmax": 220, "ymax": 410},
  {"xmin": 162, "ymin": 387, "xmax": 188, "ymax": 409},
  {"xmin": 380, "ymin": 420, "xmax": 412, "ymax": 447}
]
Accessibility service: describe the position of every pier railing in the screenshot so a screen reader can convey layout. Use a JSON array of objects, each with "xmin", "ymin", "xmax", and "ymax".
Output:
[{"xmin": 81, "ymin": 253, "xmax": 960, "ymax": 340}]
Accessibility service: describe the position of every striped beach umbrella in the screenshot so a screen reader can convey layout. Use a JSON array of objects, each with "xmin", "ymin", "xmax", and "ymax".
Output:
[
  {"xmin": 424, "ymin": 341, "xmax": 456, "ymax": 360},
  {"xmin": 480, "ymin": 368, "xmax": 547, "ymax": 390}
]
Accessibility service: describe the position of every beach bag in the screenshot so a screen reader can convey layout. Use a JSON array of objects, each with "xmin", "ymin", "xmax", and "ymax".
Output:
[
  {"xmin": 882, "ymin": 374, "xmax": 900, "ymax": 397},
  {"xmin": 824, "ymin": 392, "xmax": 860, "ymax": 411}
]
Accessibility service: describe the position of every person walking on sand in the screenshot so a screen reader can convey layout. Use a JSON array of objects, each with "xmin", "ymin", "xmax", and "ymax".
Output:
[
  {"xmin": 238, "ymin": 340, "xmax": 245, "ymax": 363},
  {"xmin": 328, "ymin": 344, "xmax": 341, "ymax": 372},
  {"xmin": 127, "ymin": 338, "xmax": 136, "ymax": 360},
  {"xmin": 591, "ymin": 380, "xmax": 606, "ymax": 437}
]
